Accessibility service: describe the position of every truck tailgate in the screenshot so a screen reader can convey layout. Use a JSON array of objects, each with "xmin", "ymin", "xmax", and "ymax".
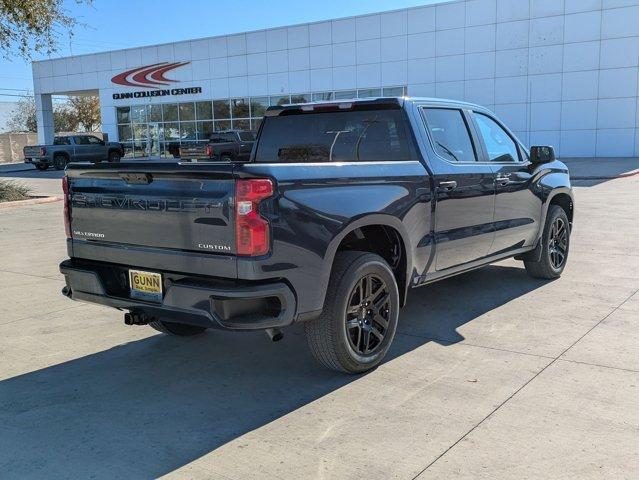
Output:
[
  {"xmin": 66, "ymin": 162, "xmax": 237, "ymax": 275},
  {"xmin": 23, "ymin": 146, "xmax": 42, "ymax": 157}
]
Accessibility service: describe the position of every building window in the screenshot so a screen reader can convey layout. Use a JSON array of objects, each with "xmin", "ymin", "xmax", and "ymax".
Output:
[
  {"xmin": 196, "ymin": 101, "xmax": 212, "ymax": 120},
  {"xmin": 334, "ymin": 90, "xmax": 357, "ymax": 100},
  {"xmin": 130, "ymin": 105, "xmax": 147, "ymax": 123},
  {"xmin": 113, "ymin": 86, "xmax": 406, "ymax": 158},
  {"xmin": 357, "ymin": 88, "xmax": 382, "ymax": 98},
  {"xmin": 162, "ymin": 103, "xmax": 178, "ymax": 122},
  {"xmin": 148, "ymin": 104, "xmax": 162, "ymax": 122},
  {"xmin": 213, "ymin": 100, "xmax": 230, "ymax": 119},
  {"xmin": 116, "ymin": 106, "xmax": 130, "ymax": 123}
]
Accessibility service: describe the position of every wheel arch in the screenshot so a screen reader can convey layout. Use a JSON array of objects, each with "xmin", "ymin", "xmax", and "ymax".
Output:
[
  {"xmin": 541, "ymin": 187, "xmax": 574, "ymax": 235},
  {"xmin": 323, "ymin": 215, "xmax": 413, "ymax": 308}
]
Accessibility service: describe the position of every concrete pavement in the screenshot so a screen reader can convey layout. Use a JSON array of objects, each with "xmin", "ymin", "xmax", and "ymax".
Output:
[{"xmin": 0, "ymin": 163, "xmax": 638, "ymax": 479}]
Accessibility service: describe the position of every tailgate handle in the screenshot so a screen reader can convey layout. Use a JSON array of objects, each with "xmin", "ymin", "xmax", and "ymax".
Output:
[{"xmin": 120, "ymin": 173, "xmax": 153, "ymax": 184}]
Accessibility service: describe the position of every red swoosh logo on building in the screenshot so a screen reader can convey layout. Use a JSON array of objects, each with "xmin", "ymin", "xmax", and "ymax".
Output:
[{"xmin": 111, "ymin": 62, "xmax": 190, "ymax": 88}]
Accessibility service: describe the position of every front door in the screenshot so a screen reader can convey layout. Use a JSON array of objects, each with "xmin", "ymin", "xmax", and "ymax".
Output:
[
  {"xmin": 420, "ymin": 107, "xmax": 496, "ymax": 271},
  {"xmin": 470, "ymin": 112, "xmax": 541, "ymax": 255}
]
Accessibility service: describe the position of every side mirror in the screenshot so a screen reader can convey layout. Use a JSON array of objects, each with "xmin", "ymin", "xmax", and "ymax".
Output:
[{"xmin": 530, "ymin": 145, "xmax": 556, "ymax": 164}]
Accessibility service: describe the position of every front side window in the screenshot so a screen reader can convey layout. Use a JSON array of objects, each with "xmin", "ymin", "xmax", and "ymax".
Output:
[
  {"xmin": 74, "ymin": 136, "xmax": 90, "ymax": 145},
  {"xmin": 422, "ymin": 108, "xmax": 476, "ymax": 162},
  {"xmin": 474, "ymin": 113, "xmax": 520, "ymax": 162},
  {"xmin": 87, "ymin": 136, "xmax": 102, "ymax": 144},
  {"xmin": 255, "ymin": 109, "xmax": 415, "ymax": 163}
]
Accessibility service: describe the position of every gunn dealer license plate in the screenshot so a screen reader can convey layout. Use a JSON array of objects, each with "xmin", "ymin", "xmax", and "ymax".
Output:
[{"xmin": 129, "ymin": 269, "xmax": 163, "ymax": 302}]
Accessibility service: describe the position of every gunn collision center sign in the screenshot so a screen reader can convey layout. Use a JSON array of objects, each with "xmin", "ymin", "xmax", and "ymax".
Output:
[{"xmin": 111, "ymin": 62, "xmax": 201, "ymax": 99}]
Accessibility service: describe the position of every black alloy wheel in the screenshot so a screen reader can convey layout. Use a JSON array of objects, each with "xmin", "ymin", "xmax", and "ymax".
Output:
[
  {"xmin": 548, "ymin": 217, "xmax": 568, "ymax": 270},
  {"xmin": 524, "ymin": 204, "xmax": 570, "ymax": 279},
  {"xmin": 108, "ymin": 151, "xmax": 121, "ymax": 163},
  {"xmin": 304, "ymin": 251, "xmax": 400, "ymax": 373},
  {"xmin": 53, "ymin": 155, "xmax": 67, "ymax": 170},
  {"xmin": 345, "ymin": 274, "xmax": 391, "ymax": 356}
]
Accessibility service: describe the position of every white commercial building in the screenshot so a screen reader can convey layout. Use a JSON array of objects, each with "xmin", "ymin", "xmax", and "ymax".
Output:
[{"xmin": 31, "ymin": 0, "xmax": 639, "ymax": 158}]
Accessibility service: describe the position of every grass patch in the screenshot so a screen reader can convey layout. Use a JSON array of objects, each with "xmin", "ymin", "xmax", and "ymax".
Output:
[{"xmin": 0, "ymin": 180, "xmax": 32, "ymax": 203}]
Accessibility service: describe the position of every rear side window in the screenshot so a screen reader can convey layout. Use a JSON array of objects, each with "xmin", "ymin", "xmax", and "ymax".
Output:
[
  {"xmin": 53, "ymin": 137, "xmax": 70, "ymax": 145},
  {"xmin": 254, "ymin": 109, "xmax": 415, "ymax": 163},
  {"xmin": 239, "ymin": 131, "xmax": 255, "ymax": 141},
  {"xmin": 422, "ymin": 108, "xmax": 476, "ymax": 162}
]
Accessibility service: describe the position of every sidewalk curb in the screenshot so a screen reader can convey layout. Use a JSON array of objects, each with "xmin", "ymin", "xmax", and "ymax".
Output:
[
  {"xmin": 572, "ymin": 169, "xmax": 639, "ymax": 181},
  {"xmin": 0, "ymin": 196, "xmax": 62, "ymax": 209},
  {"xmin": 0, "ymin": 165, "xmax": 35, "ymax": 173}
]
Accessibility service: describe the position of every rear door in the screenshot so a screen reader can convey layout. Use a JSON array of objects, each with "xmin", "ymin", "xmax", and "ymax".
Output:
[
  {"xmin": 419, "ymin": 106, "xmax": 496, "ymax": 271},
  {"xmin": 73, "ymin": 136, "xmax": 100, "ymax": 162},
  {"xmin": 470, "ymin": 111, "xmax": 540, "ymax": 254}
]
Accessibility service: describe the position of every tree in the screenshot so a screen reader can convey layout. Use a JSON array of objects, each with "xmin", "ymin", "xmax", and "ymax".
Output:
[
  {"xmin": 6, "ymin": 95, "xmax": 101, "ymax": 133},
  {"xmin": 53, "ymin": 104, "xmax": 79, "ymax": 132},
  {"xmin": 6, "ymin": 97, "xmax": 37, "ymax": 132},
  {"xmin": 69, "ymin": 95, "xmax": 100, "ymax": 131},
  {"xmin": 0, "ymin": 0, "xmax": 90, "ymax": 60}
]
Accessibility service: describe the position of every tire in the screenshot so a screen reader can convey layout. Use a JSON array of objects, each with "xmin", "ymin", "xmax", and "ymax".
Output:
[
  {"xmin": 53, "ymin": 154, "xmax": 68, "ymax": 170},
  {"xmin": 220, "ymin": 154, "xmax": 233, "ymax": 162},
  {"xmin": 35, "ymin": 163, "xmax": 48, "ymax": 171},
  {"xmin": 108, "ymin": 150, "xmax": 121, "ymax": 163},
  {"xmin": 304, "ymin": 251, "xmax": 400, "ymax": 374},
  {"xmin": 149, "ymin": 319, "xmax": 207, "ymax": 336},
  {"xmin": 525, "ymin": 205, "xmax": 570, "ymax": 279}
]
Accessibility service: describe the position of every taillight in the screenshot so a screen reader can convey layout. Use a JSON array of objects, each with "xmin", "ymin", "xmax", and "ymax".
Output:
[
  {"xmin": 235, "ymin": 178, "xmax": 273, "ymax": 256},
  {"xmin": 39, "ymin": 147, "xmax": 46, "ymax": 156},
  {"xmin": 206, "ymin": 145, "xmax": 213, "ymax": 157},
  {"xmin": 62, "ymin": 176, "xmax": 71, "ymax": 238}
]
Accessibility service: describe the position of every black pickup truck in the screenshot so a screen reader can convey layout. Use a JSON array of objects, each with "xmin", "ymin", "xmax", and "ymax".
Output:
[
  {"xmin": 179, "ymin": 130, "xmax": 255, "ymax": 162},
  {"xmin": 59, "ymin": 98, "xmax": 573, "ymax": 373}
]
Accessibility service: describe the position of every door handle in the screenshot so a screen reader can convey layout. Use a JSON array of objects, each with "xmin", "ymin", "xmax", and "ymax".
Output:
[{"xmin": 438, "ymin": 180, "xmax": 457, "ymax": 191}]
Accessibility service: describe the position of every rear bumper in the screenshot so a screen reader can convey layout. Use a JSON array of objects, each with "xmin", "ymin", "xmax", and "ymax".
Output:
[
  {"xmin": 24, "ymin": 157, "xmax": 49, "ymax": 164},
  {"xmin": 59, "ymin": 259, "xmax": 297, "ymax": 330}
]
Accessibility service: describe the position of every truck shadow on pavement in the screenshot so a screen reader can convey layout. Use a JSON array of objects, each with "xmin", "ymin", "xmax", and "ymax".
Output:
[
  {"xmin": 0, "ymin": 264, "xmax": 545, "ymax": 478},
  {"xmin": 0, "ymin": 168, "xmax": 65, "ymax": 180}
]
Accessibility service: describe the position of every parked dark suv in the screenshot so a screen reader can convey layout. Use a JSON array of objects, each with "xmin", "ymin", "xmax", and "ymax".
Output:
[{"xmin": 60, "ymin": 97, "xmax": 573, "ymax": 373}]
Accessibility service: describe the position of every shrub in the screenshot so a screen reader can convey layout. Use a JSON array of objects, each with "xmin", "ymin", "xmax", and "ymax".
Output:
[{"xmin": 0, "ymin": 180, "xmax": 32, "ymax": 202}]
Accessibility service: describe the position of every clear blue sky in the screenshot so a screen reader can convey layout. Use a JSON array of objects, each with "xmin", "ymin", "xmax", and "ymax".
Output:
[{"xmin": 0, "ymin": 0, "xmax": 441, "ymax": 99}]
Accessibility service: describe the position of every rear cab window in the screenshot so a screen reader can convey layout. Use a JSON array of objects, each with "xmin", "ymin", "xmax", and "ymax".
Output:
[
  {"xmin": 254, "ymin": 107, "xmax": 416, "ymax": 163},
  {"xmin": 53, "ymin": 137, "xmax": 71, "ymax": 145},
  {"xmin": 239, "ymin": 131, "xmax": 255, "ymax": 141}
]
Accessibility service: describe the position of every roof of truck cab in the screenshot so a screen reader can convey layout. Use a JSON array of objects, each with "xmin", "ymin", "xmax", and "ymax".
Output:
[{"xmin": 265, "ymin": 97, "xmax": 488, "ymax": 116}]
